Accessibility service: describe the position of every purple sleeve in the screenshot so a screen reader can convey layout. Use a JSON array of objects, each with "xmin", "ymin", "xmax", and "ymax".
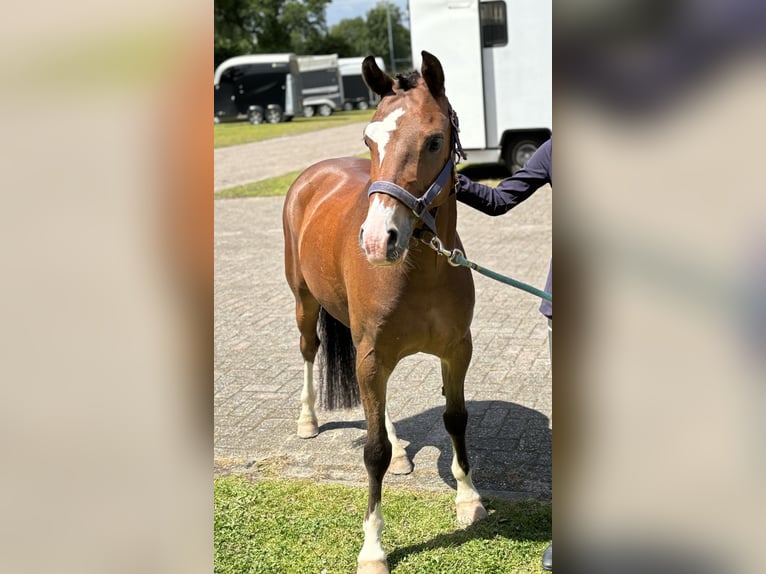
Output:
[
  {"xmin": 456, "ymin": 139, "xmax": 552, "ymax": 215},
  {"xmin": 457, "ymin": 140, "xmax": 553, "ymax": 317}
]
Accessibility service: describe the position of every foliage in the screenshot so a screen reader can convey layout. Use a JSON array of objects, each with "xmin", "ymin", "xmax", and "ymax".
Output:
[
  {"xmin": 215, "ymin": 0, "xmax": 411, "ymax": 71},
  {"xmin": 214, "ymin": 0, "xmax": 331, "ymax": 68},
  {"xmin": 214, "ymin": 109, "xmax": 374, "ymax": 148},
  {"xmin": 325, "ymin": 2, "xmax": 412, "ymax": 72},
  {"xmin": 326, "ymin": 17, "xmax": 369, "ymax": 58},
  {"xmin": 214, "ymin": 170, "xmax": 304, "ymax": 199},
  {"xmin": 214, "ymin": 475, "xmax": 551, "ymax": 573},
  {"xmin": 214, "ymin": 0, "xmax": 259, "ymax": 65},
  {"xmin": 364, "ymin": 2, "xmax": 412, "ymax": 72}
]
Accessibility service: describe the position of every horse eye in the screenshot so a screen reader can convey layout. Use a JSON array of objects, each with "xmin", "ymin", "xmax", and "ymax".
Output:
[
  {"xmin": 362, "ymin": 137, "xmax": 371, "ymax": 148},
  {"xmin": 427, "ymin": 137, "xmax": 443, "ymax": 152}
]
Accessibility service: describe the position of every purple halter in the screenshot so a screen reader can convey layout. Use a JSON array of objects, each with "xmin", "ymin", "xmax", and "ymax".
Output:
[{"xmin": 367, "ymin": 105, "xmax": 466, "ymax": 236}]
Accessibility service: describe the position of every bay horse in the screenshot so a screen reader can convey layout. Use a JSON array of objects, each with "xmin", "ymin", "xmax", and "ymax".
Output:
[{"xmin": 282, "ymin": 51, "xmax": 487, "ymax": 574}]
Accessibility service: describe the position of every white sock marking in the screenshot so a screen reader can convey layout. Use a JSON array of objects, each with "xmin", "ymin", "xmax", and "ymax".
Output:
[
  {"xmin": 385, "ymin": 408, "xmax": 407, "ymax": 460},
  {"xmin": 299, "ymin": 360, "xmax": 316, "ymax": 423},
  {"xmin": 452, "ymin": 453, "xmax": 481, "ymax": 504},
  {"xmin": 358, "ymin": 503, "xmax": 386, "ymax": 563}
]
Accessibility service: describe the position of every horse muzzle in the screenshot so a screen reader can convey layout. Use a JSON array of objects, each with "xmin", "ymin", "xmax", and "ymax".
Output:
[{"xmin": 359, "ymin": 199, "xmax": 413, "ymax": 266}]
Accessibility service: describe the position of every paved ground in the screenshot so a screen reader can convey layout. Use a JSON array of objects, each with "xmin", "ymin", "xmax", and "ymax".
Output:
[
  {"xmin": 214, "ymin": 125, "xmax": 552, "ymax": 500},
  {"xmin": 214, "ymin": 123, "xmax": 369, "ymax": 191}
]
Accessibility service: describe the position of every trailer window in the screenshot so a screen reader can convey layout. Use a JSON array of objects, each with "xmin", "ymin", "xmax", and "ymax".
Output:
[{"xmin": 480, "ymin": 1, "xmax": 508, "ymax": 47}]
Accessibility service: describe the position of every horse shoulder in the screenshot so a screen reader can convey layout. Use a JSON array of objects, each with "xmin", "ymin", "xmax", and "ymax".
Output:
[{"xmin": 284, "ymin": 158, "xmax": 369, "ymax": 236}]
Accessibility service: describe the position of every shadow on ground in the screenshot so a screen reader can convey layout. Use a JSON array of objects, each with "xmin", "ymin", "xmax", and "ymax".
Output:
[
  {"xmin": 329, "ymin": 399, "xmax": 551, "ymax": 499},
  {"xmin": 386, "ymin": 496, "xmax": 551, "ymax": 570}
]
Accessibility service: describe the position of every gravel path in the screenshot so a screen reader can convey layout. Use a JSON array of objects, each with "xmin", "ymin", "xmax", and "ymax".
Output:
[{"xmin": 214, "ymin": 122, "xmax": 368, "ymax": 191}]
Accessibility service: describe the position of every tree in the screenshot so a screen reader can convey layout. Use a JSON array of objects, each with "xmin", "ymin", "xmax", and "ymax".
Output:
[
  {"xmin": 214, "ymin": 0, "xmax": 258, "ymax": 67},
  {"xmin": 326, "ymin": 3, "xmax": 411, "ymax": 70},
  {"xmin": 365, "ymin": 2, "xmax": 411, "ymax": 72},
  {"xmin": 327, "ymin": 17, "xmax": 370, "ymax": 58},
  {"xmin": 214, "ymin": 0, "xmax": 411, "ymax": 70},
  {"xmin": 281, "ymin": 0, "xmax": 331, "ymax": 55},
  {"xmin": 214, "ymin": 0, "xmax": 331, "ymax": 68}
]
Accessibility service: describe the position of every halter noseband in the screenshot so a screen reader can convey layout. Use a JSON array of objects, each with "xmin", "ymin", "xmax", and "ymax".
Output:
[{"xmin": 367, "ymin": 104, "xmax": 466, "ymax": 236}]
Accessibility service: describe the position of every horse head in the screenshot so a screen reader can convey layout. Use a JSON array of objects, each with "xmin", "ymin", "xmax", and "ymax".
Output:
[{"xmin": 359, "ymin": 51, "xmax": 457, "ymax": 266}]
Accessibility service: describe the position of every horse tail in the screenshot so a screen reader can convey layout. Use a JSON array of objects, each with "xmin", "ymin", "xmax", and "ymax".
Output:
[{"xmin": 317, "ymin": 306, "xmax": 360, "ymax": 410}]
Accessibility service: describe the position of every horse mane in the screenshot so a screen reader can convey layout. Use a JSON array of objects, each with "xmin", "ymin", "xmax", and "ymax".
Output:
[{"xmin": 395, "ymin": 70, "xmax": 421, "ymax": 92}]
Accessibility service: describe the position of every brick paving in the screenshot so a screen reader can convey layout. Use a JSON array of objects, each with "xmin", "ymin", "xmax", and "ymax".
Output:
[
  {"xmin": 214, "ymin": 123, "xmax": 369, "ymax": 191},
  {"xmin": 214, "ymin": 184, "xmax": 552, "ymax": 500}
]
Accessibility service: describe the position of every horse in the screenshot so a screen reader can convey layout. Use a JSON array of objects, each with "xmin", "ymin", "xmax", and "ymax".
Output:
[{"xmin": 282, "ymin": 51, "xmax": 487, "ymax": 574}]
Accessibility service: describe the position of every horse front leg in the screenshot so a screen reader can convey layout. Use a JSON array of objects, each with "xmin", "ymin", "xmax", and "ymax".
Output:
[
  {"xmin": 356, "ymin": 345, "xmax": 393, "ymax": 574},
  {"xmin": 442, "ymin": 335, "xmax": 488, "ymax": 525}
]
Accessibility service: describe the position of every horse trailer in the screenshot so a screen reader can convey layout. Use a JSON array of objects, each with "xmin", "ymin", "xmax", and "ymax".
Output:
[
  {"xmin": 409, "ymin": 0, "xmax": 551, "ymax": 172},
  {"xmin": 214, "ymin": 53, "xmax": 303, "ymax": 124},
  {"xmin": 338, "ymin": 57, "xmax": 386, "ymax": 111},
  {"xmin": 297, "ymin": 54, "xmax": 344, "ymax": 117}
]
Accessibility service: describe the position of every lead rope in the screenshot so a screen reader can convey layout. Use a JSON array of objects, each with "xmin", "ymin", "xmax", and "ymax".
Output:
[
  {"xmin": 421, "ymin": 107, "xmax": 552, "ymax": 303},
  {"xmin": 424, "ymin": 236, "xmax": 552, "ymax": 302}
]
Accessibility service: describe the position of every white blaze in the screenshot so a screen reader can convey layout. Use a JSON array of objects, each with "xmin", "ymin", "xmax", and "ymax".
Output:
[
  {"xmin": 364, "ymin": 107, "xmax": 405, "ymax": 166},
  {"xmin": 361, "ymin": 196, "xmax": 397, "ymax": 262}
]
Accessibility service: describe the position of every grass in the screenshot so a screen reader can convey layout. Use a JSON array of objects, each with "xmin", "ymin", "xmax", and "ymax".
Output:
[
  {"xmin": 214, "ymin": 170, "xmax": 304, "ymax": 199},
  {"xmin": 214, "ymin": 475, "xmax": 551, "ymax": 574},
  {"xmin": 214, "ymin": 158, "xmax": 502, "ymax": 200},
  {"xmin": 214, "ymin": 109, "xmax": 375, "ymax": 148},
  {"xmin": 214, "ymin": 153, "xmax": 372, "ymax": 200}
]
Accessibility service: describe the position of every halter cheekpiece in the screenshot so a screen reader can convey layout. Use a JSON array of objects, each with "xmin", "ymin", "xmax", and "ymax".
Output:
[{"xmin": 367, "ymin": 104, "xmax": 466, "ymax": 236}]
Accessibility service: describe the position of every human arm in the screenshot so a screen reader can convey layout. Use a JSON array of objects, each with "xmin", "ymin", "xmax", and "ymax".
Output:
[{"xmin": 456, "ymin": 139, "xmax": 552, "ymax": 216}]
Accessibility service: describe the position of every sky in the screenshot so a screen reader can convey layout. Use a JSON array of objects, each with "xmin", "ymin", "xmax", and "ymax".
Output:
[{"xmin": 325, "ymin": 0, "xmax": 409, "ymax": 27}]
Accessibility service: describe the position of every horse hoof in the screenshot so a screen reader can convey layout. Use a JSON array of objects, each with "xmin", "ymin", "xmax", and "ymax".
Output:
[
  {"xmin": 388, "ymin": 455, "xmax": 413, "ymax": 475},
  {"xmin": 457, "ymin": 500, "xmax": 488, "ymax": 525},
  {"xmin": 357, "ymin": 559, "xmax": 390, "ymax": 574},
  {"xmin": 297, "ymin": 419, "xmax": 318, "ymax": 439}
]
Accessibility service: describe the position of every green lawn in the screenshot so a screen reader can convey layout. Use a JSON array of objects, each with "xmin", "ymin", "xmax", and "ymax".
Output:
[
  {"xmin": 214, "ymin": 170, "xmax": 305, "ymax": 199},
  {"xmin": 214, "ymin": 475, "xmax": 551, "ymax": 574},
  {"xmin": 214, "ymin": 109, "xmax": 375, "ymax": 148},
  {"xmin": 212, "ymin": 157, "xmax": 501, "ymax": 201}
]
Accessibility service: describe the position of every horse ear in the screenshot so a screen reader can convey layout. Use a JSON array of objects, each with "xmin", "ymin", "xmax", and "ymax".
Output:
[
  {"xmin": 362, "ymin": 56, "xmax": 394, "ymax": 97},
  {"xmin": 420, "ymin": 50, "xmax": 445, "ymax": 99}
]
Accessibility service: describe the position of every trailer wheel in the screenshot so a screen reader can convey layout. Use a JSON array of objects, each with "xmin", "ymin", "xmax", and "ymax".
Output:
[
  {"xmin": 504, "ymin": 137, "xmax": 543, "ymax": 173},
  {"xmin": 248, "ymin": 108, "xmax": 264, "ymax": 125},
  {"xmin": 357, "ymin": 101, "xmax": 369, "ymax": 110},
  {"xmin": 317, "ymin": 104, "xmax": 333, "ymax": 117},
  {"xmin": 343, "ymin": 102, "xmax": 354, "ymax": 111},
  {"xmin": 266, "ymin": 106, "xmax": 283, "ymax": 124},
  {"xmin": 303, "ymin": 105, "xmax": 315, "ymax": 118}
]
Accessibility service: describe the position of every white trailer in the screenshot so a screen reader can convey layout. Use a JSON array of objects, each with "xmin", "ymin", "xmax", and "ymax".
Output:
[
  {"xmin": 297, "ymin": 54, "xmax": 344, "ymax": 117},
  {"xmin": 338, "ymin": 56, "xmax": 386, "ymax": 110},
  {"xmin": 214, "ymin": 53, "xmax": 302, "ymax": 124},
  {"xmin": 409, "ymin": 0, "xmax": 551, "ymax": 171}
]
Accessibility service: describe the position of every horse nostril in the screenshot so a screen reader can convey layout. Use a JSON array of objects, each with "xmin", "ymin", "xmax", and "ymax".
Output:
[
  {"xmin": 359, "ymin": 227, "xmax": 365, "ymax": 246},
  {"xmin": 386, "ymin": 229, "xmax": 399, "ymax": 255},
  {"xmin": 388, "ymin": 229, "xmax": 398, "ymax": 246}
]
